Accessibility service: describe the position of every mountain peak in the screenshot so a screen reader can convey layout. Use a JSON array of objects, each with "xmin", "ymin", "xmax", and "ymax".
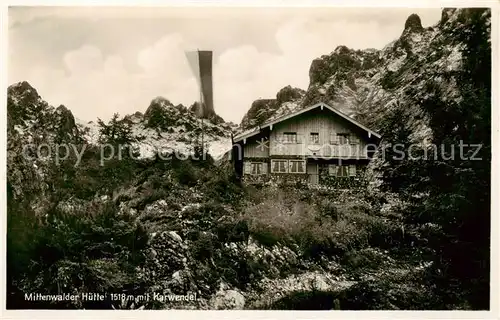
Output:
[
  {"xmin": 9, "ymin": 80, "xmax": 36, "ymax": 92},
  {"xmin": 276, "ymin": 85, "xmax": 305, "ymax": 104},
  {"xmin": 151, "ymin": 96, "xmax": 174, "ymax": 107},
  {"xmin": 239, "ymin": 8, "xmax": 489, "ymax": 135},
  {"xmin": 404, "ymin": 13, "xmax": 424, "ymax": 33},
  {"xmin": 8, "ymin": 81, "xmax": 40, "ymax": 101},
  {"xmin": 333, "ymin": 45, "xmax": 351, "ymax": 55}
]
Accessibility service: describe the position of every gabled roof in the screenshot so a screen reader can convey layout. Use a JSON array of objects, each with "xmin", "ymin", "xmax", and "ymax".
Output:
[{"xmin": 233, "ymin": 102, "xmax": 381, "ymax": 142}]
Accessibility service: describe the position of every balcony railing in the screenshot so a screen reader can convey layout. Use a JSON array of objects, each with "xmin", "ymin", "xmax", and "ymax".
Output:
[
  {"xmin": 269, "ymin": 141, "xmax": 367, "ymax": 158},
  {"xmin": 306, "ymin": 144, "xmax": 367, "ymax": 158},
  {"xmin": 274, "ymin": 134, "xmax": 360, "ymax": 145}
]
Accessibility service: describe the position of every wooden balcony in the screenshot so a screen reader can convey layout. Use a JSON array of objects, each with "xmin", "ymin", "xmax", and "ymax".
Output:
[
  {"xmin": 269, "ymin": 139, "xmax": 368, "ymax": 158},
  {"xmin": 305, "ymin": 144, "xmax": 367, "ymax": 158}
]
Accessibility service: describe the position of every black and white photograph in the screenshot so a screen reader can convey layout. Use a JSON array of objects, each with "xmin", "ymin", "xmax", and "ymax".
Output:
[{"xmin": 3, "ymin": 1, "xmax": 497, "ymax": 315}]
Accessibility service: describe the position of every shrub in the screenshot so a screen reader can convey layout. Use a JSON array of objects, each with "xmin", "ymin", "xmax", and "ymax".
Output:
[
  {"xmin": 240, "ymin": 187, "xmax": 402, "ymax": 259},
  {"xmin": 215, "ymin": 218, "xmax": 249, "ymax": 243},
  {"xmin": 190, "ymin": 231, "xmax": 218, "ymax": 261},
  {"xmin": 241, "ymin": 189, "xmax": 344, "ymax": 255},
  {"xmin": 266, "ymin": 290, "xmax": 341, "ymax": 310},
  {"xmin": 8, "ymin": 200, "xmax": 149, "ymax": 309},
  {"xmin": 318, "ymin": 198, "xmax": 339, "ymax": 219},
  {"xmin": 203, "ymin": 168, "xmax": 244, "ymax": 204},
  {"xmin": 134, "ymin": 187, "xmax": 169, "ymax": 210},
  {"xmin": 342, "ymin": 248, "xmax": 387, "ymax": 272},
  {"xmin": 381, "ymin": 70, "xmax": 398, "ymax": 89},
  {"xmin": 338, "ymin": 270, "xmax": 444, "ymax": 310},
  {"xmin": 172, "ymin": 159, "xmax": 199, "ymax": 187}
]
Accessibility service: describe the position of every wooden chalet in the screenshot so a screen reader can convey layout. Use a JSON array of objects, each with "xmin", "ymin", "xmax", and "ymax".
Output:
[{"xmin": 231, "ymin": 102, "xmax": 381, "ymax": 186}]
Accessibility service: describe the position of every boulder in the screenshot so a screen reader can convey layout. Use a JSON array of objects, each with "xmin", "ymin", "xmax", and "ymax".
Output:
[
  {"xmin": 210, "ymin": 289, "xmax": 245, "ymax": 310},
  {"xmin": 168, "ymin": 231, "xmax": 183, "ymax": 243}
]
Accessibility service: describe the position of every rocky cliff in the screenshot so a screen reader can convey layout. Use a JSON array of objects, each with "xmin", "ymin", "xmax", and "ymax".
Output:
[
  {"xmin": 5, "ymin": 84, "xmax": 236, "ymax": 162},
  {"xmin": 6, "ymin": 80, "xmax": 236, "ymax": 208},
  {"xmin": 240, "ymin": 8, "xmax": 488, "ymax": 143}
]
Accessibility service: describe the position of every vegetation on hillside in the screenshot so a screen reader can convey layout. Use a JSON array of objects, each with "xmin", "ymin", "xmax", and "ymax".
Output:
[{"xmin": 6, "ymin": 8, "xmax": 490, "ymax": 310}]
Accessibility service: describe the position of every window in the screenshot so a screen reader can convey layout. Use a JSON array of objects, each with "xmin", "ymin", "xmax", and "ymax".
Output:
[
  {"xmin": 251, "ymin": 162, "xmax": 263, "ymax": 175},
  {"xmin": 271, "ymin": 159, "xmax": 288, "ymax": 173},
  {"xmin": 271, "ymin": 159, "xmax": 306, "ymax": 173},
  {"xmin": 328, "ymin": 164, "xmax": 337, "ymax": 176},
  {"xmin": 310, "ymin": 132, "xmax": 319, "ymax": 144},
  {"xmin": 289, "ymin": 160, "xmax": 306, "ymax": 174},
  {"xmin": 349, "ymin": 164, "xmax": 356, "ymax": 176},
  {"xmin": 338, "ymin": 165, "xmax": 349, "ymax": 177},
  {"xmin": 283, "ymin": 132, "xmax": 297, "ymax": 143},
  {"xmin": 337, "ymin": 133, "xmax": 350, "ymax": 145},
  {"xmin": 328, "ymin": 164, "xmax": 356, "ymax": 177},
  {"xmin": 245, "ymin": 162, "xmax": 267, "ymax": 175}
]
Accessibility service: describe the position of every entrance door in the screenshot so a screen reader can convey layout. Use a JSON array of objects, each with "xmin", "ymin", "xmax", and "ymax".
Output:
[{"xmin": 307, "ymin": 162, "xmax": 319, "ymax": 185}]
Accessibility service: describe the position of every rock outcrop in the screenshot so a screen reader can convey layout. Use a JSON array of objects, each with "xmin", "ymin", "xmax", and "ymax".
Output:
[
  {"xmin": 239, "ymin": 8, "xmax": 488, "ymax": 144},
  {"xmin": 240, "ymin": 86, "xmax": 305, "ymax": 130}
]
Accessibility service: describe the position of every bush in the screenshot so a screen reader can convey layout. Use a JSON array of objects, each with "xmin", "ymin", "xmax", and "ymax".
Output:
[
  {"xmin": 8, "ymin": 200, "xmax": 149, "ymax": 309},
  {"xmin": 318, "ymin": 198, "xmax": 339, "ymax": 219},
  {"xmin": 338, "ymin": 271, "xmax": 443, "ymax": 310},
  {"xmin": 172, "ymin": 159, "xmax": 199, "ymax": 187},
  {"xmin": 215, "ymin": 218, "xmax": 249, "ymax": 243},
  {"xmin": 342, "ymin": 248, "xmax": 387, "ymax": 272},
  {"xmin": 266, "ymin": 290, "xmax": 341, "ymax": 310},
  {"xmin": 134, "ymin": 186, "xmax": 169, "ymax": 210},
  {"xmin": 240, "ymin": 187, "xmax": 402, "ymax": 259},
  {"xmin": 381, "ymin": 70, "xmax": 398, "ymax": 89},
  {"xmin": 190, "ymin": 231, "xmax": 218, "ymax": 261},
  {"xmin": 203, "ymin": 168, "xmax": 243, "ymax": 204}
]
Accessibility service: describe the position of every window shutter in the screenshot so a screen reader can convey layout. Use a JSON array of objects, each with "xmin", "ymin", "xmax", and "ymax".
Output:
[
  {"xmin": 262, "ymin": 162, "xmax": 268, "ymax": 174},
  {"xmin": 244, "ymin": 162, "xmax": 252, "ymax": 174},
  {"xmin": 349, "ymin": 165, "xmax": 356, "ymax": 176},
  {"xmin": 328, "ymin": 164, "xmax": 337, "ymax": 176}
]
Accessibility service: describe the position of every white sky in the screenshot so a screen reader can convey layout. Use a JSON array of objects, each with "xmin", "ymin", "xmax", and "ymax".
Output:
[{"xmin": 8, "ymin": 6, "xmax": 442, "ymax": 123}]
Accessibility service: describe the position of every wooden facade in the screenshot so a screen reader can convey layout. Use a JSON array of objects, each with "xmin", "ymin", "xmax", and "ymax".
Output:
[{"xmin": 233, "ymin": 103, "xmax": 380, "ymax": 186}]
